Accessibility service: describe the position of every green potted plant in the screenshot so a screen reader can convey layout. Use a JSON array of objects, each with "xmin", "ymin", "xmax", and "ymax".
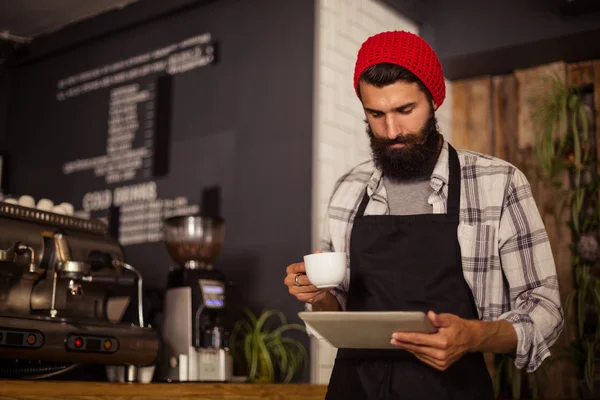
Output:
[
  {"xmin": 532, "ymin": 72, "xmax": 600, "ymax": 399},
  {"xmin": 229, "ymin": 308, "xmax": 309, "ymax": 383}
]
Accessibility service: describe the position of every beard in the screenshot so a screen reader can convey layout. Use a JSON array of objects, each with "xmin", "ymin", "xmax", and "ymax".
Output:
[{"xmin": 367, "ymin": 111, "xmax": 442, "ymax": 181}]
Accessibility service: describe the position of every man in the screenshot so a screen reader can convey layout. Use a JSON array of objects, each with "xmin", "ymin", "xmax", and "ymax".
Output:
[{"xmin": 284, "ymin": 31, "xmax": 564, "ymax": 399}]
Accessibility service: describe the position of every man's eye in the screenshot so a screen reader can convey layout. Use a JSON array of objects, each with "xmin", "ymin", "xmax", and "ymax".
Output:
[
  {"xmin": 399, "ymin": 108, "xmax": 413, "ymax": 115},
  {"xmin": 370, "ymin": 112, "xmax": 383, "ymax": 118}
]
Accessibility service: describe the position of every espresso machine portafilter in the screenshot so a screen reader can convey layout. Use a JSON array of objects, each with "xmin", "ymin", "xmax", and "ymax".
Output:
[{"xmin": 157, "ymin": 215, "xmax": 233, "ymax": 382}]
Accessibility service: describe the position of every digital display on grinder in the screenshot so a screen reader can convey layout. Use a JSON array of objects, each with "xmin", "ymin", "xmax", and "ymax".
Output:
[{"xmin": 202, "ymin": 285, "xmax": 223, "ymax": 294}]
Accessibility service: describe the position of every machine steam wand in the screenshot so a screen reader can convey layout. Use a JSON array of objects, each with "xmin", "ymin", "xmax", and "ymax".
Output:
[
  {"xmin": 111, "ymin": 260, "xmax": 145, "ymax": 328},
  {"xmin": 110, "ymin": 259, "xmax": 149, "ymax": 383}
]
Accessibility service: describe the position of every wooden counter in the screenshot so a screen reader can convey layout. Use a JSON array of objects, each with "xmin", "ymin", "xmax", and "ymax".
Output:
[{"xmin": 0, "ymin": 380, "xmax": 328, "ymax": 400}]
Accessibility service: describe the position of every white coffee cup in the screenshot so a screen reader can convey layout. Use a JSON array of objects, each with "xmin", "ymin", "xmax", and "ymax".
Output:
[{"xmin": 303, "ymin": 252, "xmax": 346, "ymax": 289}]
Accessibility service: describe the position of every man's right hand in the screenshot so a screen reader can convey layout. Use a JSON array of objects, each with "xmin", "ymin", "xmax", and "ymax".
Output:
[
  {"xmin": 284, "ymin": 256, "xmax": 342, "ymax": 311},
  {"xmin": 284, "ymin": 260, "xmax": 329, "ymax": 304}
]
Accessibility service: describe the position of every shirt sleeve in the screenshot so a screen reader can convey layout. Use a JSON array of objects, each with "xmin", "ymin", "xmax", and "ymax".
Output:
[{"xmin": 497, "ymin": 168, "xmax": 565, "ymax": 372}]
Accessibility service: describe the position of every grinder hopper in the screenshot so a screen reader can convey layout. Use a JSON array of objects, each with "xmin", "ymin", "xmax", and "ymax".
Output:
[{"xmin": 163, "ymin": 215, "xmax": 225, "ymax": 269}]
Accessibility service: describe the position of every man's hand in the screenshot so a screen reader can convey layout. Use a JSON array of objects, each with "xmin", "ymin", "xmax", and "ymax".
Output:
[
  {"xmin": 390, "ymin": 311, "xmax": 517, "ymax": 371},
  {"xmin": 284, "ymin": 252, "xmax": 342, "ymax": 311},
  {"xmin": 390, "ymin": 311, "xmax": 478, "ymax": 371},
  {"xmin": 284, "ymin": 259, "xmax": 329, "ymax": 304}
]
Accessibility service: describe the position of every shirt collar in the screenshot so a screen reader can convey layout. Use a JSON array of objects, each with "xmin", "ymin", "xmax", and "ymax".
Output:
[{"xmin": 367, "ymin": 139, "xmax": 450, "ymax": 197}]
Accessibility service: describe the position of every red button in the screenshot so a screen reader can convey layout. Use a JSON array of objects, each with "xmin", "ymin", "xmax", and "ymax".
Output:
[{"xmin": 74, "ymin": 338, "xmax": 83, "ymax": 348}]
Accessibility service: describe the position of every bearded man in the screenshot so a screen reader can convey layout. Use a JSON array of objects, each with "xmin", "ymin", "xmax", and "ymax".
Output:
[{"xmin": 284, "ymin": 31, "xmax": 564, "ymax": 399}]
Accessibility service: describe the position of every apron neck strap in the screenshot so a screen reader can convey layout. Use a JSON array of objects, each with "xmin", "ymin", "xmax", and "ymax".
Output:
[
  {"xmin": 446, "ymin": 144, "xmax": 461, "ymax": 217},
  {"xmin": 355, "ymin": 143, "xmax": 462, "ymax": 218},
  {"xmin": 356, "ymin": 187, "xmax": 370, "ymax": 219}
]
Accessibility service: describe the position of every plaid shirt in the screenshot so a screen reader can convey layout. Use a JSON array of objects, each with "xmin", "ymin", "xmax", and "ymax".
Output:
[{"xmin": 316, "ymin": 140, "xmax": 564, "ymax": 373}]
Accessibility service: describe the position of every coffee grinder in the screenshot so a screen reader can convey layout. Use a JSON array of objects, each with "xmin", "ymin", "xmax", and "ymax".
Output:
[{"xmin": 157, "ymin": 187, "xmax": 233, "ymax": 382}]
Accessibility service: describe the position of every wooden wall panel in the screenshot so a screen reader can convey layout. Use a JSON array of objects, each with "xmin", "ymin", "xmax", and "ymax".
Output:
[
  {"xmin": 492, "ymin": 75, "xmax": 518, "ymax": 164},
  {"xmin": 563, "ymin": 59, "xmax": 600, "ymax": 306},
  {"xmin": 567, "ymin": 61, "xmax": 596, "ymax": 87},
  {"xmin": 568, "ymin": 60, "xmax": 600, "ymax": 188},
  {"xmin": 515, "ymin": 62, "xmax": 566, "ymax": 150},
  {"xmin": 451, "ymin": 77, "xmax": 493, "ymax": 154}
]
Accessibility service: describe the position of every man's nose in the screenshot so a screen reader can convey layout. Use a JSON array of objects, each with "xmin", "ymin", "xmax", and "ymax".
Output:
[{"xmin": 385, "ymin": 115, "xmax": 402, "ymax": 140}]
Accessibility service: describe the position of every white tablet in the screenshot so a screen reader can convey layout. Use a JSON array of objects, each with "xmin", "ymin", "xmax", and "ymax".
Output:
[{"xmin": 298, "ymin": 311, "xmax": 437, "ymax": 349}]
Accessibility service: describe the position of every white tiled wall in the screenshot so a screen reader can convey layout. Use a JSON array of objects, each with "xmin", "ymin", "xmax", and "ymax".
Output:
[{"xmin": 310, "ymin": 0, "xmax": 454, "ymax": 384}]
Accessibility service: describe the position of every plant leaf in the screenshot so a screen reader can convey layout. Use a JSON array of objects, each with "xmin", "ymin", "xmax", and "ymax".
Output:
[
  {"xmin": 280, "ymin": 337, "xmax": 309, "ymax": 383},
  {"xmin": 286, "ymin": 348, "xmax": 298, "ymax": 383},
  {"xmin": 255, "ymin": 309, "xmax": 286, "ymax": 336},
  {"xmin": 585, "ymin": 340, "xmax": 595, "ymax": 391},
  {"xmin": 266, "ymin": 335, "xmax": 288, "ymax": 376},
  {"xmin": 245, "ymin": 332, "xmax": 258, "ymax": 381},
  {"xmin": 258, "ymin": 338, "xmax": 275, "ymax": 382},
  {"xmin": 243, "ymin": 307, "xmax": 258, "ymax": 327},
  {"xmin": 269, "ymin": 323, "xmax": 306, "ymax": 338}
]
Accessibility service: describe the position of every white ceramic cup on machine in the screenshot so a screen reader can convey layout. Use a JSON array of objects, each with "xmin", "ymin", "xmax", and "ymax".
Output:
[{"xmin": 303, "ymin": 252, "xmax": 346, "ymax": 289}]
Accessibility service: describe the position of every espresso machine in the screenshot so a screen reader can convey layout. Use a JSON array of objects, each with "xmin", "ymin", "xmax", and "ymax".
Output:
[
  {"xmin": 0, "ymin": 200, "xmax": 159, "ymax": 381},
  {"xmin": 157, "ymin": 212, "xmax": 233, "ymax": 382}
]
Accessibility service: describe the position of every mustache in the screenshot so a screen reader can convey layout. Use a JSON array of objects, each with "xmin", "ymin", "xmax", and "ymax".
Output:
[
  {"xmin": 374, "ymin": 134, "xmax": 421, "ymax": 146},
  {"xmin": 364, "ymin": 120, "xmax": 424, "ymax": 146}
]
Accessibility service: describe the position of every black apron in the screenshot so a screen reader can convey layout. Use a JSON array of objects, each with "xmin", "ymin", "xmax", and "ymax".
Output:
[{"xmin": 325, "ymin": 145, "xmax": 494, "ymax": 400}]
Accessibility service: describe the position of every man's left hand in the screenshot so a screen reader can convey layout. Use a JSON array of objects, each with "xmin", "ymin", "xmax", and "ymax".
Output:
[{"xmin": 390, "ymin": 311, "xmax": 478, "ymax": 371}]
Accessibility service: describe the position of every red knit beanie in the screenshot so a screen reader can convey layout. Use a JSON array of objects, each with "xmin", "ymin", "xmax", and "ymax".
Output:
[{"xmin": 353, "ymin": 31, "xmax": 445, "ymax": 109}]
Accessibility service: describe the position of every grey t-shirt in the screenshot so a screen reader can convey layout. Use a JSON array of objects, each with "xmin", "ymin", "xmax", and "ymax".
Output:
[{"xmin": 383, "ymin": 176, "xmax": 434, "ymax": 215}]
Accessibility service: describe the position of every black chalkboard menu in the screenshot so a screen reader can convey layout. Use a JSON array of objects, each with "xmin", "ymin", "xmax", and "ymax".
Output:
[{"xmin": 56, "ymin": 34, "xmax": 216, "ymax": 241}]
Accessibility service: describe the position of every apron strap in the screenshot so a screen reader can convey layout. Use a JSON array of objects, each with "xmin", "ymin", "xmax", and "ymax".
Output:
[
  {"xmin": 356, "ymin": 142, "xmax": 462, "ymax": 219},
  {"xmin": 446, "ymin": 144, "xmax": 461, "ymax": 217},
  {"xmin": 355, "ymin": 190, "xmax": 370, "ymax": 219}
]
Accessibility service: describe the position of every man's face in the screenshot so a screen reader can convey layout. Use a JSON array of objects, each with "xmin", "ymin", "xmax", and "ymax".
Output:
[{"xmin": 359, "ymin": 80, "xmax": 441, "ymax": 181}]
